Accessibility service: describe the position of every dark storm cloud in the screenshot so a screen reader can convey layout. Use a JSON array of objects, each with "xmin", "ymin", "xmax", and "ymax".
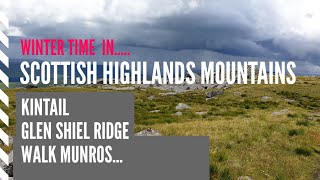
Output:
[{"xmin": 3, "ymin": 0, "xmax": 320, "ymax": 72}]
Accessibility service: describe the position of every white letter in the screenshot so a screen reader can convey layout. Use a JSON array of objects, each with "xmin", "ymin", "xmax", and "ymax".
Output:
[
  {"xmin": 20, "ymin": 61, "xmax": 30, "ymax": 84},
  {"xmin": 201, "ymin": 61, "xmax": 214, "ymax": 84},
  {"xmin": 186, "ymin": 61, "xmax": 195, "ymax": 84},
  {"xmin": 286, "ymin": 61, "xmax": 296, "ymax": 84},
  {"xmin": 21, "ymin": 146, "xmax": 33, "ymax": 163}
]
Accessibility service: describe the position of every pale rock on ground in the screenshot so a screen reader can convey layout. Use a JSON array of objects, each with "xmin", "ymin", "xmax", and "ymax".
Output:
[
  {"xmin": 238, "ymin": 176, "xmax": 252, "ymax": 180},
  {"xmin": 272, "ymin": 109, "xmax": 290, "ymax": 116},
  {"xmin": 206, "ymin": 90, "xmax": 224, "ymax": 99},
  {"xmin": 135, "ymin": 84, "xmax": 152, "ymax": 89},
  {"xmin": 176, "ymin": 103, "xmax": 191, "ymax": 110},
  {"xmin": 149, "ymin": 110, "xmax": 160, "ymax": 113},
  {"xmin": 100, "ymin": 85, "xmax": 115, "ymax": 90},
  {"xmin": 135, "ymin": 128, "xmax": 161, "ymax": 136},
  {"xmin": 147, "ymin": 96, "xmax": 155, "ymax": 100},
  {"xmin": 307, "ymin": 112, "xmax": 320, "ymax": 121},
  {"xmin": 216, "ymin": 82, "xmax": 229, "ymax": 89},
  {"xmin": 159, "ymin": 92, "xmax": 178, "ymax": 96},
  {"xmin": 234, "ymin": 92, "xmax": 242, "ymax": 96},
  {"xmin": 114, "ymin": 86, "xmax": 135, "ymax": 91},
  {"xmin": 285, "ymin": 99, "xmax": 295, "ymax": 102},
  {"xmin": 195, "ymin": 112, "xmax": 207, "ymax": 115},
  {"xmin": 173, "ymin": 112, "xmax": 183, "ymax": 116},
  {"xmin": 261, "ymin": 96, "xmax": 272, "ymax": 102}
]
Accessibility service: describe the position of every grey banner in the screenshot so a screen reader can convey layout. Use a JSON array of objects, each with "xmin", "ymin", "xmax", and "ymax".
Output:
[{"xmin": 14, "ymin": 92, "xmax": 209, "ymax": 180}]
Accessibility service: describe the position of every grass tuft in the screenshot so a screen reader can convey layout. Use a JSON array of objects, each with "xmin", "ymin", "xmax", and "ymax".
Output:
[
  {"xmin": 295, "ymin": 147, "xmax": 313, "ymax": 156},
  {"xmin": 215, "ymin": 152, "xmax": 228, "ymax": 162},
  {"xmin": 219, "ymin": 169, "xmax": 233, "ymax": 180},
  {"xmin": 296, "ymin": 119, "xmax": 313, "ymax": 126},
  {"xmin": 288, "ymin": 129, "xmax": 305, "ymax": 136},
  {"xmin": 287, "ymin": 113, "xmax": 298, "ymax": 118},
  {"xmin": 210, "ymin": 164, "xmax": 219, "ymax": 179}
]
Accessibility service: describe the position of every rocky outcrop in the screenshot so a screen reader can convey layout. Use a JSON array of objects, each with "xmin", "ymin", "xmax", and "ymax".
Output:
[
  {"xmin": 135, "ymin": 128, "xmax": 161, "ymax": 136},
  {"xmin": 176, "ymin": 103, "xmax": 191, "ymax": 110},
  {"xmin": 216, "ymin": 82, "xmax": 229, "ymax": 89},
  {"xmin": 147, "ymin": 96, "xmax": 155, "ymax": 100},
  {"xmin": 159, "ymin": 92, "xmax": 178, "ymax": 96},
  {"xmin": 206, "ymin": 90, "xmax": 224, "ymax": 98},
  {"xmin": 173, "ymin": 112, "xmax": 183, "ymax": 116},
  {"xmin": 261, "ymin": 96, "xmax": 272, "ymax": 102},
  {"xmin": 87, "ymin": 72, "xmax": 238, "ymax": 95},
  {"xmin": 26, "ymin": 83, "xmax": 37, "ymax": 89}
]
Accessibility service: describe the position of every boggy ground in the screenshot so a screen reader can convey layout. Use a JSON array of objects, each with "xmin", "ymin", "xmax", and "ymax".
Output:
[{"xmin": 2, "ymin": 76, "xmax": 320, "ymax": 179}]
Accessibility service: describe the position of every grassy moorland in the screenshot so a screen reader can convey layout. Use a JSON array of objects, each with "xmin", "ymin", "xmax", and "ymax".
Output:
[{"xmin": 1, "ymin": 76, "xmax": 320, "ymax": 179}]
